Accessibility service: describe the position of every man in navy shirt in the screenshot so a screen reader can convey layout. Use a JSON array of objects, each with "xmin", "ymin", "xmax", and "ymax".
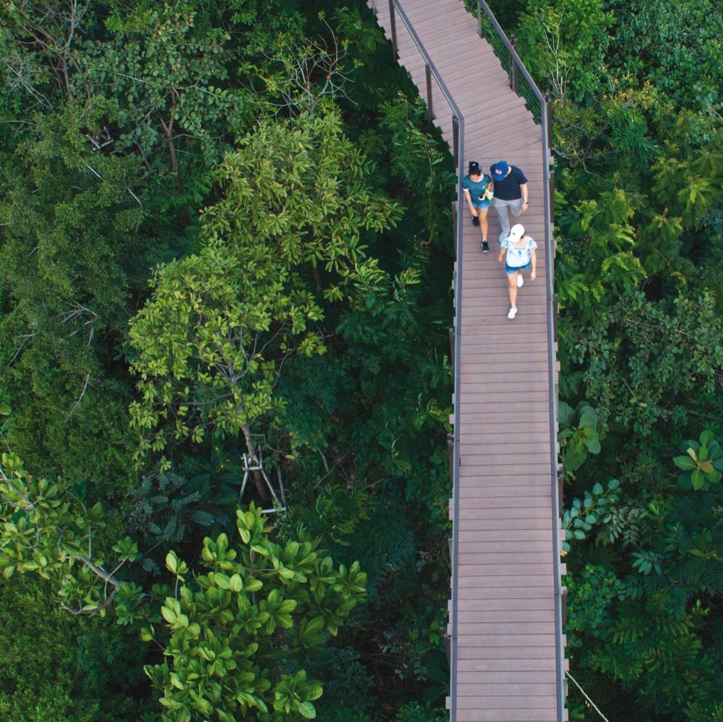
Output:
[{"xmin": 489, "ymin": 160, "xmax": 529, "ymax": 243}]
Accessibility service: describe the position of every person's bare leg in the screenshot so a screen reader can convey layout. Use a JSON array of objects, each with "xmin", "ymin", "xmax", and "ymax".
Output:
[
  {"xmin": 479, "ymin": 207, "xmax": 489, "ymax": 242},
  {"xmin": 508, "ymin": 272, "xmax": 518, "ymax": 308}
]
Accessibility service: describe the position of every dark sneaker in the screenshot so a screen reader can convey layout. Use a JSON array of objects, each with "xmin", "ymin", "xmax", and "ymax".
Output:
[
  {"xmin": 482, "ymin": 240, "xmax": 490, "ymax": 253},
  {"xmin": 472, "ymin": 216, "xmax": 480, "ymax": 227}
]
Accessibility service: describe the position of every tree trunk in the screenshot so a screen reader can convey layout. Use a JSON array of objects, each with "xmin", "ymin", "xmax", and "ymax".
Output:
[{"xmin": 241, "ymin": 424, "xmax": 269, "ymax": 503}]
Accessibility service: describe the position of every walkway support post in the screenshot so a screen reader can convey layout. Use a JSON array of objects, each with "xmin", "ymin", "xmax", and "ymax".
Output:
[
  {"xmin": 426, "ymin": 64, "xmax": 434, "ymax": 122},
  {"xmin": 510, "ymin": 34, "xmax": 518, "ymax": 91},
  {"xmin": 388, "ymin": 0, "xmax": 398, "ymax": 57},
  {"xmin": 452, "ymin": 115, "xmax": 459, "ymax": 169},
  {"xmin": 448, "ymin": 327, "xmax": 455, "ymax": 372}
]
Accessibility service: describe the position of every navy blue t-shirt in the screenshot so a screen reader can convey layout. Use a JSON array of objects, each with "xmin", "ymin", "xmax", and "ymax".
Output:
[{"xmin": 490, "ymin": 165, "xmax": 528, "ymax": 201}]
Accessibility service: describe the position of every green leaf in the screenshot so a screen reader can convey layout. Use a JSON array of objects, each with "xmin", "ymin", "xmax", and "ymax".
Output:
[
  {"xmin": 563, "ymin": 449, "xmax": 588, "ymax": 472},
  {"xmin": 161, "ymin": 606, "xmax": 178, "ymax": 625},
  {"xmin": 245, "ymin": 578, "xmax": 263, "ymax": 593},
  {"xmin": 584, "ymin": 436, "xmax": 601, "ymax": 454},
  {"xmin": 558, "ymin": 401, "xmax": 575, "ymax": 427},
  {"xmin": 297, "ymin": 702, "xmax": 317, "ymax": 719},
  {"xmin": 673, "ymin": 455, "xmax": 697, "ymax": 471},
  {"xmin": 691, "ymin": 468, "xmax": 706, "ymax": 490},
  {"xmin": 579, "ymin": 406, "xmax": 597, "ymax": 429},
  {"xmin": 229, "ymin": 574, "xmax": 243, "ymax": 592},
  {"xmin": 307, "ymin": 684, "xmax": 324, "ymax": 701},
  {"xmin": 705, "ymin": 469, "xmax": 722, "ymax": 485},
  {"xmin": 305, "ymin": 616, "xmax": 325, "ymax": 634}
]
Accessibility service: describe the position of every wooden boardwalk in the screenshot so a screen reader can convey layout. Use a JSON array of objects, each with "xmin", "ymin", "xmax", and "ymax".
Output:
[{"xmin": 368, "ymin": 2, "xmax": 566, "ymax": 721}]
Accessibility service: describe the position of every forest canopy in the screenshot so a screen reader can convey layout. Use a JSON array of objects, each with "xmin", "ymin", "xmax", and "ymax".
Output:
[{"xmin": 0, "ymin": 1, "xmax": 722, "ymax": 722}]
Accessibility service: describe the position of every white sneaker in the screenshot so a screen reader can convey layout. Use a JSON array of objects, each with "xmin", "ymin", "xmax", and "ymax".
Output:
[
  {"xmin": 517, "ymin": 275, "xmax": 524, "ymax": 288},
  {"xmin": 507, "ymin": 307, "xmax": 518, "ymax": 320}
]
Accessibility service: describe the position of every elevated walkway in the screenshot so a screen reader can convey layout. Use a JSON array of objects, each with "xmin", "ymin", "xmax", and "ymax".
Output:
[{"xmin": 368, "ymin": 2, "xmax": 567, "ymax": 721}]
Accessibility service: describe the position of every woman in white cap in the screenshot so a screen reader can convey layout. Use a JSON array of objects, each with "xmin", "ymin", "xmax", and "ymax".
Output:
[{"xmin": 498, "ymin": 223, "xmax": 537, "ymax": 319}]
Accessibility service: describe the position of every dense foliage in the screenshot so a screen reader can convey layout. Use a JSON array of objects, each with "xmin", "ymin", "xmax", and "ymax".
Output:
[
  {"xmin": 488, "ymin": 0, "xmax": 723, "ymax": 719},
  {"xmin": 1, "ymin": 1, "xmax": 453, "ymax": 720}
]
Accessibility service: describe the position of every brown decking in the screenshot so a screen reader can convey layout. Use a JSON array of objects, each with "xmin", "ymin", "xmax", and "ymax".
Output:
[{"xmin": 369, "ymin": 2, "xmax": 565, "ymax": 722}]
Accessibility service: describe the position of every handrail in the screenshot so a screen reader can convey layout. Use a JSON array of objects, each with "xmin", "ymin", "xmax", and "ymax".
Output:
[
  {"xmin": 473, "ymin": 3, "xmax": 565, "ymax": 721},
  {"xmin": 389, "ymin": 1, "xmax": 464, "ymax": 121}
]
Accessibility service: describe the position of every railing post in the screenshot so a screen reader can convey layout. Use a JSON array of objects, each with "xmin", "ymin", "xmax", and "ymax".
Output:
[
  {"xmin": 426, "ymin": 63, "xmax": 435, "ymax": 122},
  {"xmin": 549, "ymin": 170, "xmax": 555, "ymax": 225},
  {"xmin": 371, "ymin": 0, "xmax": 377, "ymax": 14},
  {"xmin": 510, "ymin": 34, "xmax": 518, "ymax": 91},
  {"xmin": 388, "ymin": 0, "xmax": 398, "ymax": 58},
  {"xmin": 452, "ymin": 115, "xmax": 459, "ymax": 169},
  {"xmin": 447, "ymin": 432, "xmax": 455, "ymax": 487},
  {"xmin": 449, "ymin": 327, "xmax": 455, "ymax": 372},
  {"xmin": 476, "ymin": 0, "xmax": 482, "ymax": 36}
]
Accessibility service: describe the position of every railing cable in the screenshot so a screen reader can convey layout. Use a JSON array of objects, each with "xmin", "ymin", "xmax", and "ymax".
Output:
[{"xmin": 566, "ymin": 672, "xmax": 610, "ymax": 722}]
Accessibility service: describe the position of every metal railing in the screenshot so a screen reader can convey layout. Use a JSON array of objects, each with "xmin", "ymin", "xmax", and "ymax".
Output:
[{"xmin": 372, "ymin": 1, "xmax": 562, "ymax": 721}]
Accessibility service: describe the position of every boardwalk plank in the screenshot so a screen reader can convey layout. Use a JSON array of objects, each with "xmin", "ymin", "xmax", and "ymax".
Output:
[
  {"xmin": 456, "ymin": 584, "xmax": 555, "ymax": 599},
  {"xmin": 458, "ymin": 712, "xmax": 557, "ymax": 722}
]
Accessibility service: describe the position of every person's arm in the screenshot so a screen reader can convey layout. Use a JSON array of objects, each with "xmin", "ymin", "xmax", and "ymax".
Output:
[
  {"xmin": 520, "ymin": 182, "xmax": 529, "ymax": 213},
  {"xmin": 498, "ymin": 247, "xmax": 506, "ymax": 262},
  {"xmin": 530, "ymin": 248, "xmax": 537, "ymax": 280},
  {"xmin": 463, "ymin": 189, "xmax": 477, "ymax": 215}
]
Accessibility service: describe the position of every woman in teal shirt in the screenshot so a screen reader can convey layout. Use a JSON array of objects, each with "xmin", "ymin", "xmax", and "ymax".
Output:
[{"xmin": 462, "ymin": 160, "xmax": 493, "ymax": 253}]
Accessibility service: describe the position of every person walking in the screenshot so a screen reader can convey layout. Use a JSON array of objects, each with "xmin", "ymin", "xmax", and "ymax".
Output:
[
  {"xmin": 498, "ymin": 223, "xmax": 537, "ymax": 320},
  {"xmin": 489, "ymin": 160, "xmax": 529, "ymax": 243},
  {"xmin": 462, "ymin": 160, "xmax": 493, "ymax": 253}
]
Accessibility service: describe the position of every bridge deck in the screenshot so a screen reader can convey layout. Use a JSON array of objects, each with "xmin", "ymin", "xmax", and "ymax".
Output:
[{"xmin": 369, "ymin": 2, "xmax": 565, "ymax": 721}]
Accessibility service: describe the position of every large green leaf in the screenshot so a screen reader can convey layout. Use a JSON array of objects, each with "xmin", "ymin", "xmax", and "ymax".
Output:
[
  {"xmin": 297, "ymin": 701, "xmax": 317, "ymax": 719},
  {"xmin": 558, "ymin": 401, "xmax": 576, "ymax": 427},
  {"xmin": 673, "ymin": 455, "xmax": 697, "ymax": 471},
  {"xmin": 691, "ymin": 468, "xmax": 706, "ymax": 490},
  {"xmin": 579, "ymin": 406, "xmax": 597, "ymax": 429}
]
